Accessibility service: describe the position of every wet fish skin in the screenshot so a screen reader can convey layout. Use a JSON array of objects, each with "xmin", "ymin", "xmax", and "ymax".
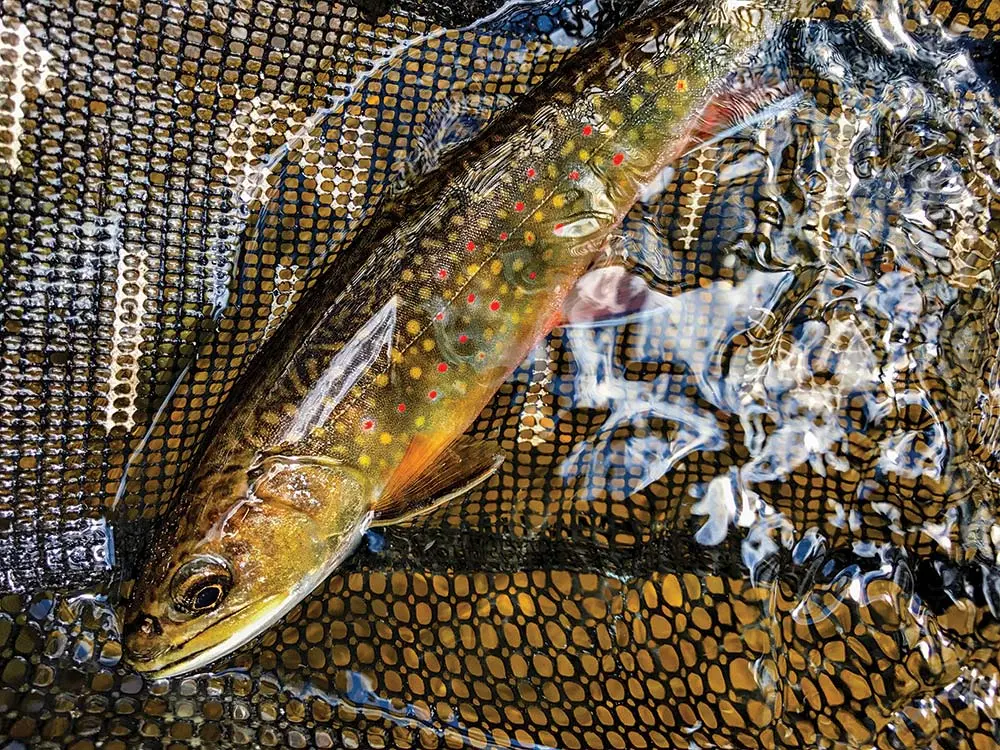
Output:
[{"xmin": 124, "ymin": 0, "xmax": 803, "ymax": 678}]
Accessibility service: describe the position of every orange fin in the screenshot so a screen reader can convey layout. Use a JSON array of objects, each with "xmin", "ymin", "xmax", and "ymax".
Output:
[
  {"xmin": 373, "ymin": 435, "xmax": 505, "ymax": 526},
  {"xmin": 678, "ymin": 80, "xmax": 803, "ymax": 158},
  {"xmin": 558, "ymin": 265, "xmax": 658, "ymax": 328}
]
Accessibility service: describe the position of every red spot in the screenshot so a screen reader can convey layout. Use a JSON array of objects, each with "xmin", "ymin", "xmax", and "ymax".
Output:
[
  {"xmin": 582, "ymin": 124, "xmax": 593, "ymax": 136},
  {"xmin": 514, "ymin": 201, "xmax": 525, "ymax": 212},
  {"xmin": 612, "ymin": 152, "xmax": 625, "ymax": 165},
  {"xmin": 362, "ymin": 419, "xmax": 375, "ymax": 431},
  {"xmin": 397, "ymin": 403, "xmax": 406, "ymax": 413},
  {"xmin": 465, "ymin": 240, "xmax": 476, "ymax": 252},
  {"xmin": 526, "ymin": 167, "xmax": 536, "ymax": 178},
  {"xmin": 554, "ymin": 222, "xmax": 564, "ymax": 234},
  {"xmin": 477, "ymin": 352, "xmax": 486, "ymax": 360},
  {"xmin": 499, "ymin": 231, "xmax": 509, "ymax": 241},
  {"xmin": 435, "ymin": 312, "xmax": 445, "ymax": 321},
  {"xmin": 528, "ymin": 271, "xmax": 537, "ymax": 280},
  {"xmin": 458, "ymin": 334, "xmax": 469, "ymax": 344},
  {"xmin": 569, "ymin": 170, "xmax": 580, "ymax": 181},
  {"xmin": 467, "ymin": 293, "xmax": 476, "ymax": 304},
  {"xmin": 437, "ymin": 362, "xmax": 448, "ymax": 373},
  {"xmin": 438, "ymin": 269, "xmax": 448, "ymax": 279},
  {"xmin": 428, "ymin": 390, "xmax": 438, "ymax": 400},
  {"xmin": 489, "ymin": 300, "xmax": 501, "ymax": 312}
]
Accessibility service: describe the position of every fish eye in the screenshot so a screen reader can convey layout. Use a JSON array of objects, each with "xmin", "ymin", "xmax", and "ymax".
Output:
[{"xmin": 170, "ymin": 556, "xmax": 233, "ymax": 615}]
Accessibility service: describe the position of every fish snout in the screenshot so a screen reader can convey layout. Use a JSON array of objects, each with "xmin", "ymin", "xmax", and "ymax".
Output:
[{"xmin": 122, "ymin": 612, "xmax": 168, "ymax": 664}]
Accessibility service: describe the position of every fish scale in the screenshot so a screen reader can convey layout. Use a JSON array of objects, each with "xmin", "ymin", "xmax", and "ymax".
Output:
[{"xmin": 124, "ymin": 0, "xmax": 808, "ymax": 677}]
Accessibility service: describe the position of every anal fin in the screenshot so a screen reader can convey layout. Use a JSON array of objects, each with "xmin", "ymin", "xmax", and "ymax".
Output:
[
  {"xmin": 373, "ymin": 435, "xmax": 506, "ymax": 526},
  {"xmin": 678, "ymin": 79, "xmax": 804, "ymax": 158}
]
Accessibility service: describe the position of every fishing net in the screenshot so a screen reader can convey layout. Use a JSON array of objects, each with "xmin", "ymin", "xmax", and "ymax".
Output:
[{"xmin": 2, "ymin": 0, "xmax": 1000, "ymax": 746}]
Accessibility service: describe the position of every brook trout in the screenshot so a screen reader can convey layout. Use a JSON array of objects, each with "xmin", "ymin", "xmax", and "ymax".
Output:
[{"xmin": 124, "ymin": 0, "xmax": 802, "ymax": 677}]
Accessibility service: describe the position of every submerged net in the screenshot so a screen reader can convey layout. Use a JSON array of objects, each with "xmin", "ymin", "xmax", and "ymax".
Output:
[{"xmin": 2, "ymin": 0, "xmax": 1000, "ymax": 746}]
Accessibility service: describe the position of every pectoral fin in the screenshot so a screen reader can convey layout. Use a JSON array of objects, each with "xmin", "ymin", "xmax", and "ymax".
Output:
[{"xmin": 373, "ymin": 436, "xmax": 505, "ymax": 526}]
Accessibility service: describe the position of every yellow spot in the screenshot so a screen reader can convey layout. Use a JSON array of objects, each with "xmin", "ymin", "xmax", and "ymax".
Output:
[
  {"xmin": 406, "ymin": 320, "xmax": 421, "ymax": 335},
  {"xmin": 630, "ymin": 94, "xmax": 643, "ymax": 111},
  {"xmin": 662, "ymin": 59, "xmax": 677, "ymax": 75},
  {"xmin": 547, "ymin": 164, "xmax": 558, "ymax": 178},
  {"xmin": 561, "ymin": 139, "xmax": 576, "ymax": 156},
  {"xmin": 578, "ymin": 149, "xmax": 590, "ymax": 161},
  {"xmin": 409, "ymin": 366, "xmax": 422, "ymax": 379},
  {"xmin": 533, "ymin": 187, "xmax": 545, "ymax": 200},
  {"xmin": 552, "ymin": 194, "xmax": 565, "ymax": 209},
  {"xmin": 500, "ymin": 283, "xmax": 509, "ymax": 294},
  {"xmin": 466, "ymin": 264, "xmax": 480, "ymax": 276},
  {"xmin": 484, "ymin": 328, "xmax": 495, "ymax": 340},
  {"xmin": 510, "ymin": 312, "xmax": 521, "ymax": 324},
  {"xmin": 676, "ymin": 79, "xmax": 688, "ymax": 93},
  {"xmin": 401, "ymin": 269, "xmax": 414, "ymax": 282},
  {"xmin": 514, "ymin": 288, "xmax": 525, "ymax": 298},
  {"xmin": 414, "ymin": 416, "xmax": 426, "ymax": 428},
  {"xmin": 359, "ymin": 455, "xmax": 371, "ymax": 468},
  {"xmin": 656, "ymin": 95, "xmax": 671, "ymax": 110},
  {"xmin": 421, "ymin": 339, "xmax": 435, "ymax": 352},
  {"xmin": 379, "ymin": 433, "xmax": 393, "ymax": 445},
  {"xmin": 513, "ymin": 259, "xmax": 525, "ymax": 272},
  {"xmin": 391, "ymin": 349, "xmax": 403, "ymax": 363},
  {"xmin": 609, "ymin": 109, "xmax": 624, "ymax": 125},
  {"xmin": 418, "ymin": 287, "xmax": 431, "ymax": 300},
  {"xmin": 375, "ymin": 373, "xmax": 389, "ymax": 387},
  {"xmin": 524, "ymin": 231, "xmax": 536, "ymax": 245},
  {"xmin": 490, "ymin": 260, "xmax": 503, "ymax": 275},
  {"xmin": 533, "ymin": 211, "xmax": 544, "ymax": 222}
]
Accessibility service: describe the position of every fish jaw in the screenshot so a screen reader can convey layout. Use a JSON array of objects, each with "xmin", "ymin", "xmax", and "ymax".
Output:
[
  {"xmin": 125, "ymin": 513, "xmax": 372, "ymax": 678},
  {"xmin": 125, "ymin": 596, "xmax": 278, "ymax": 679}
]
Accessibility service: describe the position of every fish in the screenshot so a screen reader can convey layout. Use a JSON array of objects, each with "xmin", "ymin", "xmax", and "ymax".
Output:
[{"xmin": 123, "ymin": 0, "xmax": 807, "ymax": 677}]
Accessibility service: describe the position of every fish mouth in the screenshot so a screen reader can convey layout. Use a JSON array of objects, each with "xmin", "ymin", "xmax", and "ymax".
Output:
[{"xmin": 123, "ymin": 601, "xmax": 257, "ymax": 679}]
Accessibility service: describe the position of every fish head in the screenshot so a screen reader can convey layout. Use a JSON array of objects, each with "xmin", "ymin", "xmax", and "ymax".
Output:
[{"xmin": 123, "ymin": 454, "xmax": 371, "ymax": 678}]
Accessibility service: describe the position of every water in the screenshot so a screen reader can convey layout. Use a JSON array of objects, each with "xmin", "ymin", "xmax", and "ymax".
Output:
[{"xmin": 1, "ymin": 0, "xmax": 1000, "ymax": 747}]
